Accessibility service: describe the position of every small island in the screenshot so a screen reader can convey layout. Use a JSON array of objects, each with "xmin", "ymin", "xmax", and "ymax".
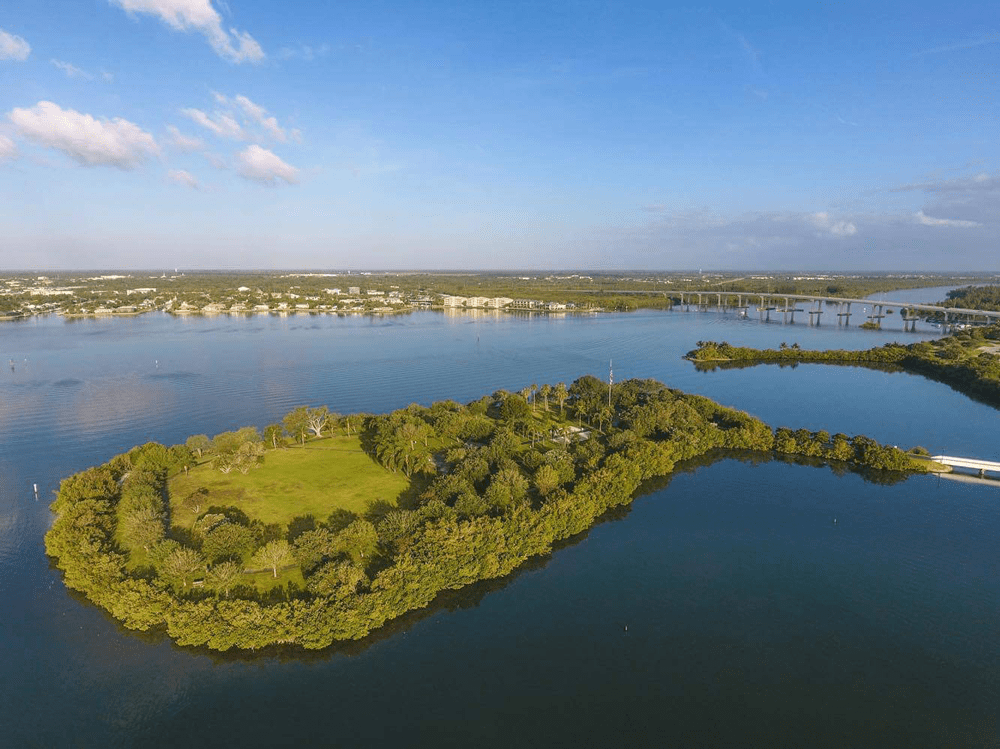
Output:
[{"xmin": 46, "ymin": 376, "xmax": 934, "ymax": 651}]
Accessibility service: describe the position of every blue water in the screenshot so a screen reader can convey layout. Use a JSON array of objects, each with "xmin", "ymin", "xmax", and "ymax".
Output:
[{"xmin": 1, "ymin": 305, "xmax": 997, "ymax": 747}]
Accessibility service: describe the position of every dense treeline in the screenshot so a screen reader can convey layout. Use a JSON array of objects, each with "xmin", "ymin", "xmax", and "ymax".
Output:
[
  {"xmin": 687, "ymin": 324, "xmax": 1000, "ymax": 408},
  {"xmin": 940, "ymin": 285, "xmax": 1000, "ymax": 312},
  {"xmin": 46, "ymin": 377, "xmax": 928, "ymax": 651}
]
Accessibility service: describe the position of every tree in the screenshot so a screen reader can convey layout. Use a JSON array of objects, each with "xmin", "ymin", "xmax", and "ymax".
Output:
[
  {"xmin": 342, "ymin": 414, "xmax": 364, "ymax": 436},
  {"xmin": 186, "ymin": 434, "xmax": 210, "ymax": 458},
  {"xmin": 306, "ymin": 406, "xmax": 330, "ymax": 438},
  {"xmin": 597, "ymin": 406, "xmax": 615, "ymax": 433},
  {"xmin": 333, "ymin": 520, "xmax": 379, "ymax": 565},
  {"xmin": 263, "ymin": 423, "xmax": 284, "ymax": 449},
  {"xmin": 307, "ymin": 559, "xmax": 367, "ymax": 598},
  {"xmin": 205, "ymin": 561, "xmax": 243, "ymax": 598},
  {"xmin": 251, "ymin": 539, "xmax": 293, "ymax": 578},
  {"xmin": 183, "ymin": 487, "xmax": 208, "ymax": 518},
  {"xmin": 554, "ymin": 382, "xmax": 569, "ymax": 416},
  {"xmin": 283, "ymin": 406, "xmax": 310, "ymax": 445},
  {"xmin": 539, "ymin": 383, "xmax": 552, "ymax": 412},
  {"xmin": 499, "ymin": 393, "xmax": 531, "ymax": 423},
  {"xmin": 120, "ymin": 507, "xmax": 164, "ymax": 551},
  {"xmin": 533, "ymin": 464, "xmax": 561, "ymax": 497},
  {"xmin": 159, "ymin": 547, "xmax": 205, "ymax": 588},
  {"xmin": 293, "ymin": 528, "xmax": 335, "ymax": 574},
  {"xmin": 201, "ymin": 523, "xmax": 258, "ymax": 563},
  {"xmin": 485, "ymin": 466, "xmax": 529, "ymax": 511},
  {"xmin": 212, "ymin": 440, "xmax": 264, "ymax": 474}
]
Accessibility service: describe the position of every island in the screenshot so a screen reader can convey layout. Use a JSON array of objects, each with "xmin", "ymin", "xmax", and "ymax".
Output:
[
  {"xmin": 46, "ymin": 376, "xmax": 935, "ymax": 651},
  {"xmin": 685, "ymin": 322, "xmax": 1000, "ymax": 409}
]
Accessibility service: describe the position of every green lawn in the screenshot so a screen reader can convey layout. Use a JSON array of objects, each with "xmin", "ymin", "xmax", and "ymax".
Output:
[{"xmin": 168, "ymin": 435, "xmax": 410, "ymax": 529}]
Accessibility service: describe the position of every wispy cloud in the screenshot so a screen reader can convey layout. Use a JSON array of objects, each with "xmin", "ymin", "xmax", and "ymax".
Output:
[
  {"xmin": 208, "ymin": 92, "xmax": 296, "ymax": 143},
  {"xmin": 234, "ymin": 95, "xmax": 287, "ymax": 141},
  {"xmin": 0, "ymin": 134, "xmax": 18, "ymax": 161},
  {"xmin": 168, "ymin": 169, "xmax": 199, "ymax": 188},
  {"xmin": 277, "ymin": 43, "xmax": 331, "ymax": 61},
  {"xmin": 110, "ymin": 0, "xmax": 264, "ymax": 63},
  {"xmin": 181, "ymin": 107, "xmax": 244, "ymax": 139},
  {"xmin": 166, "ymin": 124, "xmax": 204, "ymax": 151},
  {"xmin": 719, "ymin": 21, "xmax": 762, "ymax": 72},
  {"xmin": 914, "ymin": 210, "xmax": 982, "ymax": 228},
  {"xmin": 913, "ymin": 32, "xmax": 1000, "ymax": 57},
  {"xmin": 0, "ymin": 27, "xmax": 30, "ymax": 60},
  {"xmin": 51, "ymin": 59, "xmax": 94, "ymax": 80},
  {"xmin": 893, "ymin": 172, "xmax": 999, "ymax": 193}
]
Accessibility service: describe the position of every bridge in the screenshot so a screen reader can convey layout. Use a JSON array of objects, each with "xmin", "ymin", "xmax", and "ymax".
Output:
[
  {"xmin": 571, "ymin": 288, "xmax": 1000, "ymax": 329},
  {"xmin": 930, "ymin": 455, "xmax": 1000, "ymax": 477}
]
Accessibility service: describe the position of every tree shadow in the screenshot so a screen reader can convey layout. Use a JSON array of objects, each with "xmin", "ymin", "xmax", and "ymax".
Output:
[{"xmin": 286, "ymin": 515, "xmax": 317, "ymax": 542}]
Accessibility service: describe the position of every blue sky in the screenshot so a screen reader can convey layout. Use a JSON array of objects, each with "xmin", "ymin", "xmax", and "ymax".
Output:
[{"xmin": 1, "ymin": 0, "xmax": 998, "ymax": 270}]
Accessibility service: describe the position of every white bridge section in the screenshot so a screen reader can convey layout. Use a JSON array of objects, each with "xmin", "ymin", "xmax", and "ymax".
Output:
[{"xmin": 931, "ymin": 456, "xmax": 1000, "ymax": 475}]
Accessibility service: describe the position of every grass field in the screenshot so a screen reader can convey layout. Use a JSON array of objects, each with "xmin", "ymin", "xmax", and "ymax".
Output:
[{"xmin": 168, "ymin": 435, "xmax": 410, "ymax": 530}]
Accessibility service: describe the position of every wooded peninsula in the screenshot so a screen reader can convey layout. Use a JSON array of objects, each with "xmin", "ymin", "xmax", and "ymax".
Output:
[
  {"xmin": 47, "ymin": 376, "xmax": 934, "ymax": 651},
  {"xmin": 686, "ymin": 323, "xmax": 1000, "ymax": 408}
]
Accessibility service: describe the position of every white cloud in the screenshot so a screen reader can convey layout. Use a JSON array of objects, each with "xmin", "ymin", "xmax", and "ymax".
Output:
[
  {"xmin": 9, "ymin": 101, "xmax": 159, "ymax": 169},
  {"xmin": 0, "ymin": 28, "xmax": 31, "ymax": 60},
  {"xmin": 110, "ymin": 0, "xmax": 264, "ymax": 63},
  {"xmin": 181, "ymin": 107, "xmax": 243, "ymax": 138},
  {"xmin": 237, "ymin": 144, "xmax": 298, "ymax": 185},
  {"xmin": 914, "ymin": 210, "xmax": 982, "ymax": 228},
  {"xmin": 168, "ymin": 169, "xmax": 198, "ymax": 188},
  {"xmin": 102, "ymin": 71, "xmax": 116, "ymax": 82},
  {"xmin": 51, "ymin": 59, "xmax": 94, "ymax": 80},
  {"xmin": 809, "ymin": 212, "xmax": 857, "ymax": 237},
  {"xmin": 0, "ymin": 134, "xmax": 18, "ymax": 161},
  {"xmin": 234, "ymin": 95, "xmax": 288, "ymax": 142},
  {"xmin": 166, "ymin": 124, "xmax": 203, "ymax": 151}
]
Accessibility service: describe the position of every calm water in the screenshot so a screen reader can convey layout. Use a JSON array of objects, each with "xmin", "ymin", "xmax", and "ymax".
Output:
[{"xmin": 1, "ymin": 302, "xmax": 998, "ymax": 747}]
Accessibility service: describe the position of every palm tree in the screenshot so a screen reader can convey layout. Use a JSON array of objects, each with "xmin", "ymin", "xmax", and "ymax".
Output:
[
  {"xmin": 554, "ymin": 382, "xmax": 569, "ymax": 417},
  {"xmin": 539, "ymin": 383, "xmax": 552, "ymax": 412}
]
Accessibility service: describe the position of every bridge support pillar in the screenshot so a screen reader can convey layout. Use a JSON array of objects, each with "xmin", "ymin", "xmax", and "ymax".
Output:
[{"xmin": 837, "ymin": 302, "xmax": 851, "ymax": 325}]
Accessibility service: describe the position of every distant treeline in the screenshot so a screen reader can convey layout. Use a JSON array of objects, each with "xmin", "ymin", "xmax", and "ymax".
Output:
[
  {"xmin": 46, "ymin": 377, "xmax": 928, "ymax": 651},
  {"xmin": 939, "ymin": 285, "xmax": 1000, "ymax": 312},
  {"xmin": 687, "ymin": 324, "xmax": 1000, "ymax": 408}
]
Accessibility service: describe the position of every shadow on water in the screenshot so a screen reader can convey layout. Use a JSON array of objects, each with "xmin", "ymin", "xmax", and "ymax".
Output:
[{"xmin": 49, "ymin": 449, "xmax": 917, "ymax": 664}]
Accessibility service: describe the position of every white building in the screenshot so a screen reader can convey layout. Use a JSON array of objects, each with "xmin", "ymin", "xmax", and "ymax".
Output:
[{"xmin": 442, "ymin": 295, "xmax": 468, "ymax": 307}]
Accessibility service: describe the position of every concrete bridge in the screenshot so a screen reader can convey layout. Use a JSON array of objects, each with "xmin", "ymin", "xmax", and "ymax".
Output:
[
  {"xmin": 930, "ymin": 456, "xmax": 1000, "ymax": 477},
  {"xmin": 575, "ymin": 288, "xmax": 1000, "ymax": 329}
]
